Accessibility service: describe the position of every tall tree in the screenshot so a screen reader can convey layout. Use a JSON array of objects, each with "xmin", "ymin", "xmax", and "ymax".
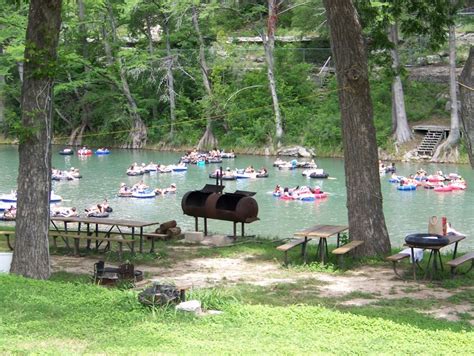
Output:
[
  {"xmin": 357, "ymin": 0, "xmax": 454, "ymax": 146},
  {"xmin": 103, "ymin": 0, "xmax": 147, "ymax": 148},
  {"xmin": 10, "ymin": 0, "xmax": 62, "ymax": 279},
  {"xmin": 388, "ymin": 22, "xmax": 412, "ymax": 145},
  {"xmin": 459, "ymin": 46, "xmax": 474, "ymax": 167},
  {"xmin": 432, "ymin": 0, "xmax": 461, "ymax": 162},
  {"xmin": 262, "ymin": 0, "xmax": 284, "ymax": 148},
  {"xmin": 67, "ymin": 0, "xmax": 92, "ymax": 146},
  {"xmin": 193, "ymin": 4, "xmax": 218, "ymax": 150},
  {"xmin": 323, "ymin": 0, "xmax": 391, "ymax": 256},
  {"xmin": 0, "ymin": 45, "xmax": 4, "ymax": 125}
]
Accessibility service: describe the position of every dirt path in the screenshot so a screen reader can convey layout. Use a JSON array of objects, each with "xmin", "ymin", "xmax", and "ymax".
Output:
[{"xmin": 51, "ymin": 252, "xmax": 473, "ymax": 323}]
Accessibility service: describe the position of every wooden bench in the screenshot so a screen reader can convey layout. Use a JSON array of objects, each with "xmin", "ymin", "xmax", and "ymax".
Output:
[
  {"xmin": 386, "ymin": 252, "xmax": 411, "ymax": 279},
  {"xmin": 143, "ymin": 232, "xmax": 168, "ymax": 253},
  {"xmin": 447, "ymin": 252, "xmax": 474, "ymax": 278},
  {"xmin": 0, "ymin": 230, "xmax": 15, "ymax": 251},
  {"xmin": 48, "ymin": 232, "xmax": 135, "ymax": 259},
  {"xmin": 332, "ymin": 240, "xmax": 364, "ymax": 268},
  {"xmin": 277, "ymin": 238, "xmax": 307, "ymax": 265}
]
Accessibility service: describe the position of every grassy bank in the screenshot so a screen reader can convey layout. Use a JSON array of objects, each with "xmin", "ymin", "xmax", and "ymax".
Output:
[{"xmin": 0, "ymin": 273, "xmax": 473, "ymax": 354}]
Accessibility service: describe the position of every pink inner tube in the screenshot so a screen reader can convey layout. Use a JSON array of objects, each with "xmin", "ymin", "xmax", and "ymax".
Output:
[
  {"xmin": 314, "ymin": 193, "xmax": 328, "ymax": 199},
  {"xmin": 279, "ymin": 195, "xmax": 295, "ymax": 200},
  {"xmin": 434, "ymin": 186, "xmax": 453, "ymax": 192},
  {"xmin": 428, "ymin": 176, "xmax": 444, "ymax": 182}
]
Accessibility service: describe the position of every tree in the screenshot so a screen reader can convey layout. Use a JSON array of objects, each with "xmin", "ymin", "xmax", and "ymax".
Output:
[
  {"xmin": 357, "ymin": 0, "xmax": 454, "ymax": 147},
  {"xmin": 10, "ymin": 0, "xmax": 62, "ymax": 279},
  {"xmin": 432, "ymin": 0, "xmax": 461, "ymax": 162},
  {"xmin": 323, "ymin": 0, "xmax": 391, "ymax": 256},
  {"xmin": 262, "ymin": 0, "xmax": 284, "ymax": 148},
  {"xmin": 192, "ymin": 4, "xmax": 218, "ymax": 150},
  {"xmin": 459, "ymin": 46, "xmax": 474, "ymax": 167}
]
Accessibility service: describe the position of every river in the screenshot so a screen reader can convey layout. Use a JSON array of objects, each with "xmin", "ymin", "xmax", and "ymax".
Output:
[{"xmin": 0, "ymin": 145, "xmax": 472, "ymax": 250}]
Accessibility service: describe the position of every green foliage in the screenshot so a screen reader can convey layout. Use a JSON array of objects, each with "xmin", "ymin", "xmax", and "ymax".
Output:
[{"xmin": 0, "ymin": 0, "xmax": 461, "ymax": 152}]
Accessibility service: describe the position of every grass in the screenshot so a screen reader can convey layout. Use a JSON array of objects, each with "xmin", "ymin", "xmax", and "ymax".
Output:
[
  {"xmin": 0, "ymin": 274, "xmax": 473, "ymax": 354},
  {"xmin": 1, "ymin": 235, "xmax": 473, "ymax": 353}
]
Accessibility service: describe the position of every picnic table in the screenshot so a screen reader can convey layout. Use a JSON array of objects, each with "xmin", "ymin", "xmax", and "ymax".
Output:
[
  {"xmin": 405, "ymin": 233, "xmax": 465, "ymax": 280},
  {"xmin": 50, "ymin": 216, "xmax": 160, "ymax": 253},
  {"xmin": 293, "ymin": 224, "xmax": 349, "ymax": 264}
]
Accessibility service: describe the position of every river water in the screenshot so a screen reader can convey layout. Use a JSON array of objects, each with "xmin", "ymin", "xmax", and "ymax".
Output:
[{"xmin": 0, "ymin": 145, "xmax": 472, "ymax": 250}]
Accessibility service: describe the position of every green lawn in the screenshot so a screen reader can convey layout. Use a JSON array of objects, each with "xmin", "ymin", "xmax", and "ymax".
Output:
[{"xmin": 0, "ymin": 274, "xmax": 473, "ymax": 354}]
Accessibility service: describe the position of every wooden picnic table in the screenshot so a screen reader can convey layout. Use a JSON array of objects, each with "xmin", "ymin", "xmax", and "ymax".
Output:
[
  {"xmin": 293, "ymin": 224, "xmax": 349, "ymax": 264},
  {"xmin": 50, "ymin": 217, "xmax": 160, "ymax": 253},
  {"xmin": 405, "ymin": 234, "xmax": 465, "ymax": 280}
]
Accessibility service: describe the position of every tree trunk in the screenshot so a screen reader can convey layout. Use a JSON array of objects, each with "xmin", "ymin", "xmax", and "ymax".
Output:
[
  {"xmin": 388, "ymin": 23, "xmax": 412, "ymax": 145},
  {"xmin": 72, "ymin": 0, "xmax": 92, "ymax": 145},
  {"xmin": 145, "ymin": 17, "xmax": 158, "ymax": 122},
  {"xmin": 263, "ymin": 0, "xmax": 284, "ymax": 148},
  {"xmin": 11, "ymin": 0, "xmax": 62, "ymax": 279},
  {"xmin": 459, "ymin": 46, "xmax": 474, "ymax": 167},
  {"xmin": 431, "ymin": 21, "xmax": 460, "ymax": 162},
  {"xmin": 165, "ymin": 21, "xmax": 177, "ymax": 138},
  {"xmin": 192, "ymin": 5, "xmax": 217, "ymax": 150},
  {"xmin": 0, "ymin": 45, "xmax": 4, "ymax": 125},
  {"xmin": 118, "ymin": 60, "xmax": 148, "ymax": 148},
  {"xmin": 68, "ymin": 123, "xmax": 87, "ymax": 146},
  {"xmin": 323, "ymin": 0, "xmax": 391, "ymax": 257},
  {"xmin": 105, "ymin": 2, "xmax": 147, "ymax": 148}
]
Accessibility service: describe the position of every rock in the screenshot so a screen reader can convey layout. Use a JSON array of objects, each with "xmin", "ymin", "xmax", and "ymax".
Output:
[
  {"xmin": 277, "ymin": 146, "xmax": 314, "ymax": 158},
  {"xmin": 416, "ymin": 57, "xmax": 427, "ymax": 66},
  {"xmin": 426, "ymin": 55, "xmax": 442, "ymax": 65},
  {"xmin": 176, "ymin": 300, "xmax": 202, "ymax": 314},
  {"xmin": 184, "ymin": 231, "xmax": 205, "ymax": 243}
]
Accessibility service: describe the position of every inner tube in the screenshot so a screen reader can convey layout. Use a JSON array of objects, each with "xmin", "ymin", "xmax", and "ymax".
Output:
[
  {"xmin": 397, "ymin": 185, "xmax": 416, "ymax": 191},
  {"xmin": 434, "ymin": 186, "xmax": 453, "ymax": 192},
  {"xmin": 87, "ymin": 212, "xmax": 109, "ymax": 218},
  {"xmin": 118, "ymin": 192, "xmax": 133, "ymax": 197},
  {"xmin": 256, "ymin": 173, "xmax": 269, "ymax": 178},
  {"xmin": 314, "ymin": 192, "xmax": 328, "ymax": 199},
  {"xmin": 405, "ymin": 233, "xmax": 449, "ymax": 246},
  {"xmin": 209, "ymin": 173, "xmax": 236, "ymax": 181},
  {"xmin": 59, "ymin": 149, "xmax": 74, "ymax": 155},
  {"xmin": 105, "ymin": 207, "xmax": 113, "ymax": 213},
  {"xmin": 309, "ymin": 172, "xmax": 329, "ymax": 179}
]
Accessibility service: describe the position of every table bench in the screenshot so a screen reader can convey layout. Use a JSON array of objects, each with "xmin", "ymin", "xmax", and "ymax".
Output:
[
  {"xmin": 49, "ymin": 232, "xmax": 135, "ymax": 259},
  {"xmin": 447, "ymin": 251, "xmax": 474, "ymax": 278},
  {"xmin": 143, "ymin": 232, "xmax": 168, "ymax": 253},
  {"xmin": 0, "ymin": 230, "xmax": 15, "ymax": 250},
  {"xmin": 276, "ymin": 238, "xmax": 307, "ymax": 265},
  {"xmin": 332, "ymin": 240, "xmax": 364, "ymax": 268},
  {"xmin": 386, "ymin": 252, "xmax": 411, "ymax": 279}
]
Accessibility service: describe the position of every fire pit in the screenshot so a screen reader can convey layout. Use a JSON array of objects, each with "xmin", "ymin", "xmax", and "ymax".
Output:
[
  {"xmin": 138, "ymin": 284, "xmax": 182, "ymax": 306},
  {"xmin": 93, "ymin": 261, "xmax": 143, "ymax": 286}
]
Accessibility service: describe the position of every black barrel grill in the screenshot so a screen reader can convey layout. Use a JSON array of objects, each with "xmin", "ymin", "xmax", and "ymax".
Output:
[{"xmin": 181, "ymin": 185, "xmax": 259, "ymax": 237}]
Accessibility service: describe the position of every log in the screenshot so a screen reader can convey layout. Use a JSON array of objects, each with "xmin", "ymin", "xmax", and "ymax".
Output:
[
  {"xmin": 167, "ymin": 227, "xmax": 181, "ymax": 238},
  {"xmin": 156, "ymin": 220, "xmax": 177, "ymax": 234}
]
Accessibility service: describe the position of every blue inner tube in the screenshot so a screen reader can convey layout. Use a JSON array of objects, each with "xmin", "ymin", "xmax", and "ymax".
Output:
[{"xmin": 405, "ymin": 233, "xmax": 449, "ymax": 246}]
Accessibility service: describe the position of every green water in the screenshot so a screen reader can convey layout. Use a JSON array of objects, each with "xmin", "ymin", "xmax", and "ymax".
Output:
[{"xmin": 0, "ymin": 145, "xmax": 473, "ymax": 250}]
